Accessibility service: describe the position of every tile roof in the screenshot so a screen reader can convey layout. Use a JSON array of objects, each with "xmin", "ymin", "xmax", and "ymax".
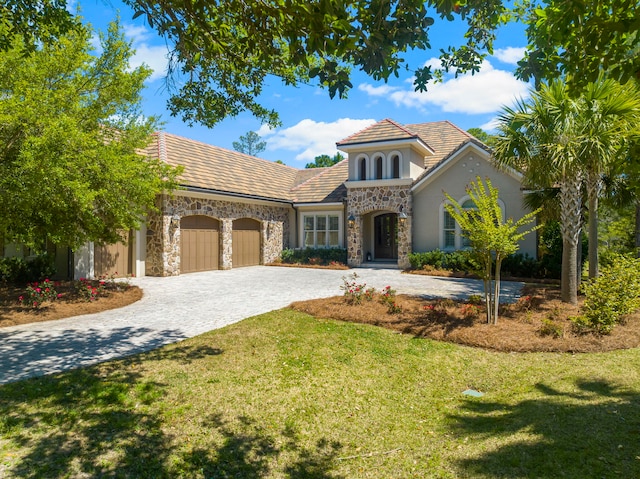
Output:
[
  {"xmin": 145, "ymin": 120, "xmax": 482, "ymax": 205},
  {"xmin": 290, "ymin": 160, "xmax": 348, "ymax": 203},
  {"xmin": 336, "ymin": 118, "xmax": 418, "ymax": 146},
  {"xmin": 403, "ymin": 121, "xmax": 473, "ymax": 168},
  {"xmin": 148, "ymin": 132, "xmax": 299, "ymax": 202}
]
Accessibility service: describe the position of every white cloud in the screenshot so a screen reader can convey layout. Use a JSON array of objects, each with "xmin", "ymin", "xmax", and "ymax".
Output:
[
  {"xmin": 358, "ymin": 58, "xmax": 530, "ymax": 115},
  {"xmin": 123, "ymin": 23, "xmax": 170, "ymax": 83},
  {"xmin": 261, "ymin": 118, "xmax": 376, "ymax": 163},
  {"xmin": 480, "ymin": 117, "xmax": 500, "ymax": 132},
  {"xmin": 493, "ymin": 47, "xmax": 526, "ymax": 65}
]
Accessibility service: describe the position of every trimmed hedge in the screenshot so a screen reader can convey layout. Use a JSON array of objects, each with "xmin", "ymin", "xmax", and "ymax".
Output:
[
  {"xmin": 408, "ymin": 249, "xmax": 557, "ymax": 279},
  {"xmin": 0, "ymin": 253, "xmax": 57, "ymax": 284},
  {"xmin": 280, "ymin": 247, "xmax": 347, "ymax": 265}
]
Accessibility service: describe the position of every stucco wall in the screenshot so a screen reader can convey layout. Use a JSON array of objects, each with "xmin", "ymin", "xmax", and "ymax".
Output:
[{"xmin": 412, "ymin": 147, "xmax": 537, "ymax": 258}]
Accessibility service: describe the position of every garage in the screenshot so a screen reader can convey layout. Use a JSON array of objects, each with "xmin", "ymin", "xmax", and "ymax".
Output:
[
  {"xmin": 180, "ymin": 215, "xmax": 220, "ymax": 273},
  {"xmin": 95, "ymin": 232, "xmax": 132, "ymax": 278},
  {"xmin": 232, "ymin": 218, "xmax": 261, "ymax": 268}
]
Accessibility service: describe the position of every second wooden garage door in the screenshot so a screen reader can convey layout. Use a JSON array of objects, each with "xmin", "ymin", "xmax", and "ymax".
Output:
[
  {"xmin": 232, "ymin": 218, "xmax": 261, "ymax": 268},
  {"xmin": 181, "ymin": 215, "xmax": 220, "ymax": 273}
]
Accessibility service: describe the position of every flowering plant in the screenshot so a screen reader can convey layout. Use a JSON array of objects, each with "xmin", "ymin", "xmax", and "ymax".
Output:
[
  {"xmin": 340, "ymin": 272, "xmax": 368, "ymax": 305},
  {"xmin": 75, "ymin": 278, "xmax": 106, "ymax": 302},
  {"xmin": 379, "ymin": 285, "xmax": 402, "ymax": 314},
  {"xmin": 19, "ymin": 279, "xmax": 60, "ymax": 309}
]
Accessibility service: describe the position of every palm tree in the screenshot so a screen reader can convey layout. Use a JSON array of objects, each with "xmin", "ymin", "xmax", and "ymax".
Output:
[
  {"xmin": 494, "ymin": 78, "xmax": 640, "ymax": 303},
  {"xmin": 577, "ymin": 77, "xmax": 640, "ymax": 277},
  {"xmin": 493, "ymin": 81, "xmax": 584, "ymax": 304}
]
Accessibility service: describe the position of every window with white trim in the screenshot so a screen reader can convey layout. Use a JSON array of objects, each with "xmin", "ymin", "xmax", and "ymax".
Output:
[
  {"xmin": 441, "ymin": 198, "xmax": 504, "ymax": 250},
  {"xmin": 303, "ymin": 214, "xmax": 340, "ymax": 248}
]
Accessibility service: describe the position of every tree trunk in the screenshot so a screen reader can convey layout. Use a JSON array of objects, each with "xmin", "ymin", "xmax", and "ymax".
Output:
[
  {"xmin": 636, "ymin": 201, "xmax": 640, "ymax": 257},
  {"xmin": 493, "ymin": 258, "xmax": 502, "ymax": 324},
  {"xmin": 586, "ymin": 171, "xmax": 602, "ymax": 278},
  {"xmin": 559, "ymin": 176, "xmax": 582, "ymax": 305}
]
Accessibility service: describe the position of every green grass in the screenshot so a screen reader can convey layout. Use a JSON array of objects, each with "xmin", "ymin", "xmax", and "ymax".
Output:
[{"xmin": 1, "ymin": 309, "xmax": 640, "ymax": 478}]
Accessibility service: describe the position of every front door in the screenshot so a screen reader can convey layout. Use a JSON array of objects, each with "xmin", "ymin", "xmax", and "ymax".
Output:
[{"xmin": 374, "ymin": 213, "xmax": 398, "ymax": 259}]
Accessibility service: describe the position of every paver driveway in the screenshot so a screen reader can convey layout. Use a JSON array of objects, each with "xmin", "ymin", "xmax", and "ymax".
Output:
[{"xmin": 0, "ymin": 266, "xmax": 523, "ymax": 384}]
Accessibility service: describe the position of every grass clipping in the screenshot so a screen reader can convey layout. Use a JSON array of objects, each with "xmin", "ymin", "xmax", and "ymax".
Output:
[{"xmin": 290, "ymin": 284, "xmax": 640, "ymax": 353}]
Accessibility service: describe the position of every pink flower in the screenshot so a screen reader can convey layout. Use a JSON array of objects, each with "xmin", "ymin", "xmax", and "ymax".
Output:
[
  {"xmin": 57, "ymin": 293, "xmax": 63, "ymax": 299},
  {"xmin": 35, "ymin": 288, "xmax": 41, "ymax": 293},
  {"xmin": 18, "ymin": 296, "xmax": 24, "ymax": 302}
]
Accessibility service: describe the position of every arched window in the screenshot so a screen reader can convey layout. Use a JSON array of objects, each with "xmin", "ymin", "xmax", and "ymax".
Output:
[
  {"xmin": 460, "ymin": 200, "xmax": 476, "ymax": 248},
  {"xmin": 375, "ymin": 156, "xmax": 383, "ymax": 180},
  {"xmin": 392, "ymin": 155, "xmax": 400, "ymax": 178},
  {"xmin": 359, "ymin": 157, "xmax": 367, "ymax": 180}
]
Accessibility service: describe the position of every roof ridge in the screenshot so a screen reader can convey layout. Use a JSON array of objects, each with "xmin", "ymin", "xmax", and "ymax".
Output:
[
  {"xmin": 156, "ymin": 131, "xmax": 168, "ymax": 162},
  {"xmin": 385, "ymin": 118, "xmax": 419, "ymax": 138},
  {"xmin": 158, "ymin": 131, "xmax": 299, "ymax": 172},
  {"xmin": 290, "ymin": 159, "xmax": 348, "ymax": 193},
  {"xmin": 335, "ymin": 120, "xmax": 381, "ymax": 144}
]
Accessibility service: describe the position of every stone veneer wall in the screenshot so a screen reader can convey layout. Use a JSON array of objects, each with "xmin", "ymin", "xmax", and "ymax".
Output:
[
  {"xmin": 346, "ymin": 185, "xmax": 412, "ymax": 269},
  {"xmin": 146, "ymin": 194, "xmax": 291, "ymax": 276}
]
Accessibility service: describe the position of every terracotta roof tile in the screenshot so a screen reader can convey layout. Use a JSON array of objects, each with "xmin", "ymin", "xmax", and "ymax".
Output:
[
  {"xmin": 337, "ymin": 118, "xmax": 418, "ymax": 146},
  {"xmin": 144, "ymin": 120, "xmax": 480, "ymax": 206},
  {"xmin": 291, "ymin": 160, "xmax": 348, "ymax": 203},
  {"xmin": 404, "ymin": 121, "xmax": 473, "ymax": 168},
  {"xmin": 151, "ymin": 132, "xmax": 300, "ymax": 201}
]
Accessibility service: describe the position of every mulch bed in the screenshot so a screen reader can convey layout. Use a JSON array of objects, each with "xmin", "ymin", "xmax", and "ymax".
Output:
[
  {"xmin": 0, "ymin": 281, "xmax": 143, "ymax": 328},
  {"xmin": 290, "ymin": 284, "xmax": 640, "ymax": 353}
]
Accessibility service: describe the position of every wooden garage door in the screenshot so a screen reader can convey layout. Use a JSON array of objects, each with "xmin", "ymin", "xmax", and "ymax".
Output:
[
  {"xmin": 232, "ymin": 218, "xmax": 261, "ymax": 268},
  {"xmin": 181, "ymin": 215, "xmax": 220, "ymax": 273},
  {"xmin": 95, "ymin": 233, "xmax": 132, "ymax": 278}
]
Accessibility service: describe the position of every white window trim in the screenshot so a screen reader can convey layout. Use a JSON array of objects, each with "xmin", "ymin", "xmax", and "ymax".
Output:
[
  {"xmin": 355, "ymin": 153, "xmax": 369, "ymax": 180},
  {"xmin": 439, "ymin": 196, "xmax": 505, "ymax": 250},
  {"xmin": 300, "ymin": 212, "xmax": 343, "ymax": 248},
  {"xmin": 388, "ymin": 150, "xmax": 403, "ymax": 179}
]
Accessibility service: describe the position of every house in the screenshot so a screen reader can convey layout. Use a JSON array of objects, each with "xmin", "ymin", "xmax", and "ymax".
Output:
[{"xmin": 3, "ymin": 119, "xmax": 536, "ymax": 279}]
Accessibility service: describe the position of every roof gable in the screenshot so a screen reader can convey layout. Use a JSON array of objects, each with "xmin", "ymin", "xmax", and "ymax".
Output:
[{"xmin": 336, "ymin": 118, "xmax": 418, "ymax": 146}]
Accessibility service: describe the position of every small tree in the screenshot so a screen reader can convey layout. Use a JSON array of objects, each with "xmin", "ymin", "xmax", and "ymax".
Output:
[
  {"xmin": 444, "ymin": 177, "xmax": 541, "ymax": 324},
  {"xmin": 232, "ymin": 131, "xmax": 266, "ymax": 156},
  {"xmin": 305, "ymin": 153, "xmax": 344, "ymax": 168}
]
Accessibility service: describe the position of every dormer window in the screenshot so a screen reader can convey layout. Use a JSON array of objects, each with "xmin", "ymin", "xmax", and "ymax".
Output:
[
  {"xmin": 392, "ymin": 154, "xmax": 400, "ymax": 178},
  {"xmin": 359, "ymin": 157, "xmax": 367, "ymax": 180},
  {"xmin": 375, "ymin": 155, "xmax": 383, "ymax": 179}
]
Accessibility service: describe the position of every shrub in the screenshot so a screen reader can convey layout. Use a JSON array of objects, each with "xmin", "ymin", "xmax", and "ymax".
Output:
[
  {"xmin": 571, "ymin": 254, "xmax": 640, "ymax": 334},
  {"xmin": 280, "ymin": 248, "xmax": 347, "ymax": 266},
  {"xmin": 75, "ymin": 278, "xmax": 107, "ymax": 302},
  {"xmin": 539, "ymin": 318, "xmax": 563, "ymax": 338},
  {"xmin": 18, "ymin": 279, "xmax": 61, "ymax": 308},
  {"xmin": 0, "ymin": 254, "xmax": 57, "ymax": 284},
  {"xmin": 340, "ymin": 272, "xmax": 368, "ymax": 305},
  {"xmin": 379, "ymin": 285, "xmax": 402, "ymax": 314}
]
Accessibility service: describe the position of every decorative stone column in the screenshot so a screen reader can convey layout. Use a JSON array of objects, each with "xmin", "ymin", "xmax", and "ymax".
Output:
[
  {"xmin": 220, "ymin": 218, "xmax": 233, "ymax": 270},
  {"xmin": 347, "ymin": 214, "xmax": 363, "ymax": 267},
  {"xmin": 397, "ymin": 214, "xmax": 412, "ymax": 270}
]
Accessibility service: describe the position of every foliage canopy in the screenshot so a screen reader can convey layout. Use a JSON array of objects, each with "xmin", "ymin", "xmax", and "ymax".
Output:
[{"xmin": 0, "ymin": 21, "xmax": 180, "ymax": 251}]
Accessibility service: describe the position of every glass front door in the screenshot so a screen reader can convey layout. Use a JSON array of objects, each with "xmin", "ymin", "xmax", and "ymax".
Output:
[{"xmin": 374, "ymin": 213, "xmax": 398, "ymax": 259}]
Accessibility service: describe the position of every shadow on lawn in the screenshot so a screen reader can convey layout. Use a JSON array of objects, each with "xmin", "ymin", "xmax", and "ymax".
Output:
[
  {"xmin": 0, "ymin": 326, "xmax": 187, "ymax": 384},
  {"xmin": 0, "ymin": 356, "xmax": 343, "ymax": 478},
  {"xmin": 449, "ymin": 379, "xmax": 640, "ymax": 478}
]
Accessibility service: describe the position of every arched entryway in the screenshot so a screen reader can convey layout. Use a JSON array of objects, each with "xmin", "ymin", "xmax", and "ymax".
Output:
[
  {"xmin": 232, "ymin": 218, "xmax": 261, "ymax": 267},
  {"xmin": 374, "ymin": 213, "xmax": 398, "ymax": 260},
  {"xmin": 180, "ymin": 215, "xmax": 220, "ymax": 273}
]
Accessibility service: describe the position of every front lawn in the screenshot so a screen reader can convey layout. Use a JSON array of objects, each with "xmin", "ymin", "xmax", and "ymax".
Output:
[{"xmin": 1, "ymin": 309, "xmax": 639, "ymax": 478}]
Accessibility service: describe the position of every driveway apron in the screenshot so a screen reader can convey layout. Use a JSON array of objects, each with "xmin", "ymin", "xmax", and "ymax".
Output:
[{"xmin": 0, "ymin": 266, "xmax": 523, "ymax": 384}]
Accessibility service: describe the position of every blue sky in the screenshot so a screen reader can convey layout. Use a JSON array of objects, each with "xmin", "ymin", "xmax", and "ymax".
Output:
[{"xmin": 77, "ymin": 1, "xmax": 531, "ymax": 166}]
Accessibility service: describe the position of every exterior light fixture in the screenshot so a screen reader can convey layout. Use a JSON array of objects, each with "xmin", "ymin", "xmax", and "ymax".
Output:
[
  {"xmin": 347, "ymin": 214, "xmax": 355, "ymax": 228},
  {"xmin": 398, "ymin": 207, "xmax": 408, "ymax": 225}
]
